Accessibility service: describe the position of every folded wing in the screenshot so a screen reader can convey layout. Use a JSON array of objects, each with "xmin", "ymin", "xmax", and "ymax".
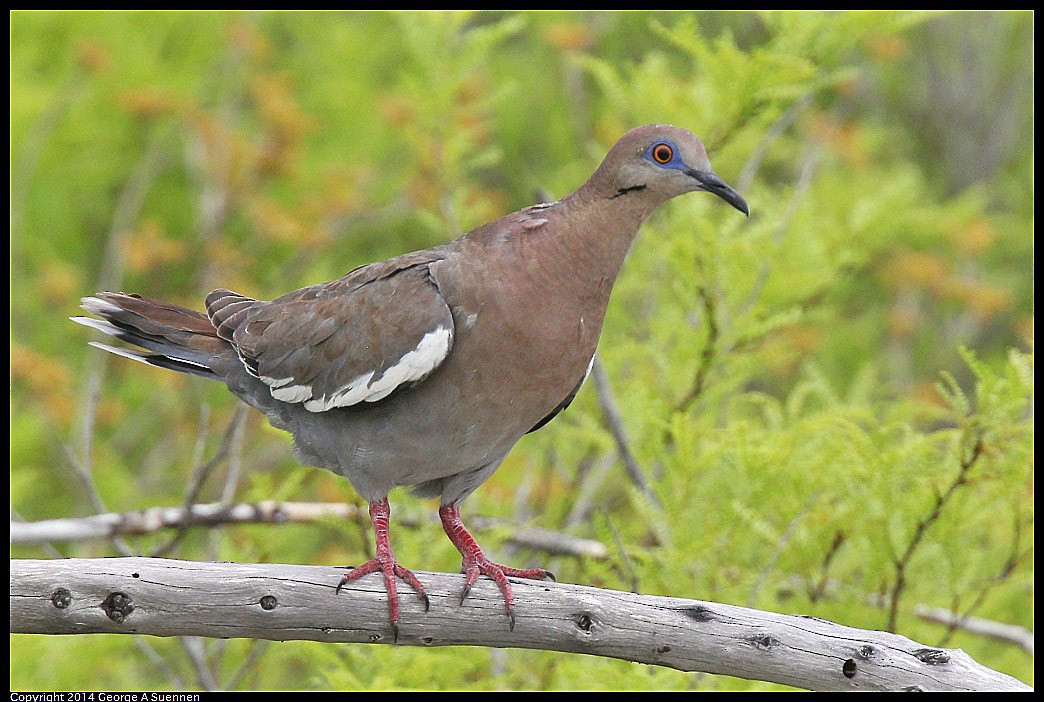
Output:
[{"xmin": 207, "ymin": 254, "xmax": 454, "ymax": 413}]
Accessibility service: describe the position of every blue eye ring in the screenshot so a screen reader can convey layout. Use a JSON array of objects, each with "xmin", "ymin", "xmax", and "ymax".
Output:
[{"xmin": 650, "ymin": 141, "xmax": 675, "ymax": 165}]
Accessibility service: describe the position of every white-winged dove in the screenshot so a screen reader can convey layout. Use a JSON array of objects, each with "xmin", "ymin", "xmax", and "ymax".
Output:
[{"xmin": 73, "ymin": 124, "xmax": 748, "ymax": 638}]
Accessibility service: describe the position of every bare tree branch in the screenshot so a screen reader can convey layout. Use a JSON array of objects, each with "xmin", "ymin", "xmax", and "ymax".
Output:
[
  {"xmin": 887, "ymin": 434, "xmax": 984, "ymax": 631},
  {"xmin": 10, "ymin": 61, "xmax": 91, "ymax": 250},
  {"xmin": 59, "ymin": 442, "xmax": 133, "ymax": 558},
  {"xmin": 10, "ymin": 557, "xmax": 1029, "ymax": 692},
  {"xmin": 563, "ymin": 452, "xmax": 617, "ymax": 528},
  {"xmin": 914, "ymin": 605, "xmax": 1034, "ymax": 656},
  {"xmin": 179, "ymin": 635, "xmax": 218, "ymax": 692},
  {"xmin": 674, "ymin": 282, "xmax": 720, "ymax": 414},
  {"xmin": 736, "ymin": 92, "xmax": 816, "ymax": 194},
  {"xmin": 9, "ymin": 501, "xmax": 609, "ymax": 562},
  {"xmin": 151, "ymin": 405, "xmax": 248, "ymax": 558},
  {"xmin": 225, "ymin": 639, "xmax": 271, "ymax": 691},
  {"xmin": 935, "ymin": 516, "xmax": 1032, "ymax": 650},
  {"xmin": 747, "ymin": 491, "xmax": 821, "ymax": 607},
  {"xmin": 65, "ymin": 125, "xmax": 178, "ymax": 559},
  {"xmin": 591, "ymin": 354, "xmax": 660, "ymax": 507},
  {"xmin": 737, "ymin": 143, "xmax": 819, "ymax": 319},
  {"xmin": 133, "ymin": 636, "xmax": 188, "ymax": 690}
]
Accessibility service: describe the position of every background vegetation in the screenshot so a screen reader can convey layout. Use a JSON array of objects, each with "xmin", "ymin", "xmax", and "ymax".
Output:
[{"xmin": 10, "ymin": 10, "xmax": 1033, "ymax": 691}]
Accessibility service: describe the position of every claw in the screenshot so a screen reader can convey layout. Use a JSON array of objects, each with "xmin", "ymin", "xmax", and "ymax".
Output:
[
  {"xmin": 339, "ymin": 498, "xmax": 428, "ymax": 638},
  {"xmin": 439, "ymin": 503, "xmax": 550, "ymax": 629}
]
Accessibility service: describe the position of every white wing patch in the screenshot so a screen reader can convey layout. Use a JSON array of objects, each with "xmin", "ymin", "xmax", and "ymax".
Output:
[
  {"xmin": 261, "ymin": 325, "xmax": 453, "ymax": 413},
  {"xmin": 305, "ymin": 370, "xmax": 378, "ymax": 411},
  {"xmin": 268, "ymin": 381, "xmax": 313, "ymax": 403},
  {"xmin": 361, "ymin": 326, "xmax": 453, "ymax": 401}
]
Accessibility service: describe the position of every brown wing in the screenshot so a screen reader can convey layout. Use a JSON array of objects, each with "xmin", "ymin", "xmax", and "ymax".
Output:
[{"xmin": 205, "ymin": 252, "xmax": 454, "ymax": 413}]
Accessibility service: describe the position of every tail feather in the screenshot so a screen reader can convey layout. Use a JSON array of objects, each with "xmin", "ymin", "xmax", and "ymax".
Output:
[
  {"xmin": 86, "ymin": 341, "xmax": 217, "ymax": 379},
  {"xmin": 73, "ymin": 292, "xmax": 229, "ymax": 379}
]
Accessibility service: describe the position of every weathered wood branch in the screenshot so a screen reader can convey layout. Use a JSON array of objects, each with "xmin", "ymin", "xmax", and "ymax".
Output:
[{"xmin": 10, "ymin": 557, "xmax": 1029, "ymax": 692}]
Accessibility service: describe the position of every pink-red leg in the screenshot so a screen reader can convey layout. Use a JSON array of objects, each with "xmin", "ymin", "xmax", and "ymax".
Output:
[
  {"xmin": 439, "ymin": 503, "xmax": 554, "ymax": 629},
  {"xmin": 337, "ymin": 497, "xmax": 429, "ymax": 641}
]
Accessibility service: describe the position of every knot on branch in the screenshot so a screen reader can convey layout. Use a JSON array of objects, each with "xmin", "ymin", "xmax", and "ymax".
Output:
[{"xmin": 100, "ymin": 591, "xmax": 135, "ymax": 623}]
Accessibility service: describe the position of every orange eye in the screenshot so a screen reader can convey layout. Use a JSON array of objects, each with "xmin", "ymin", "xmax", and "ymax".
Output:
[{"xmin": 652, "ymin": 143, "xmax": 674, "ymax": 164}]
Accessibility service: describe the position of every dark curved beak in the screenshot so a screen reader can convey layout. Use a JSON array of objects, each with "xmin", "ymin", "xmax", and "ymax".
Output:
[{"xmin": 687, "ymin": 169, "xmax": 749, "ymax": 217}]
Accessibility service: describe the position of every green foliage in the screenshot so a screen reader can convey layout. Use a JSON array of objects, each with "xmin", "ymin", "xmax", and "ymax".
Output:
[{"xmin": 11, "ymin": 9, "xmax": 1032, "ymax": 692}]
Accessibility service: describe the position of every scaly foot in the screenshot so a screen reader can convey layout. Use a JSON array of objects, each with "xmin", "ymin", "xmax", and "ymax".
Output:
[
  {"xmin": 337, "ymin": 498, "xmax": 429, "ymax": 641},
  {"xmin": 439, "ymin": 503, "xmax": 554, "ymax": 629}
]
